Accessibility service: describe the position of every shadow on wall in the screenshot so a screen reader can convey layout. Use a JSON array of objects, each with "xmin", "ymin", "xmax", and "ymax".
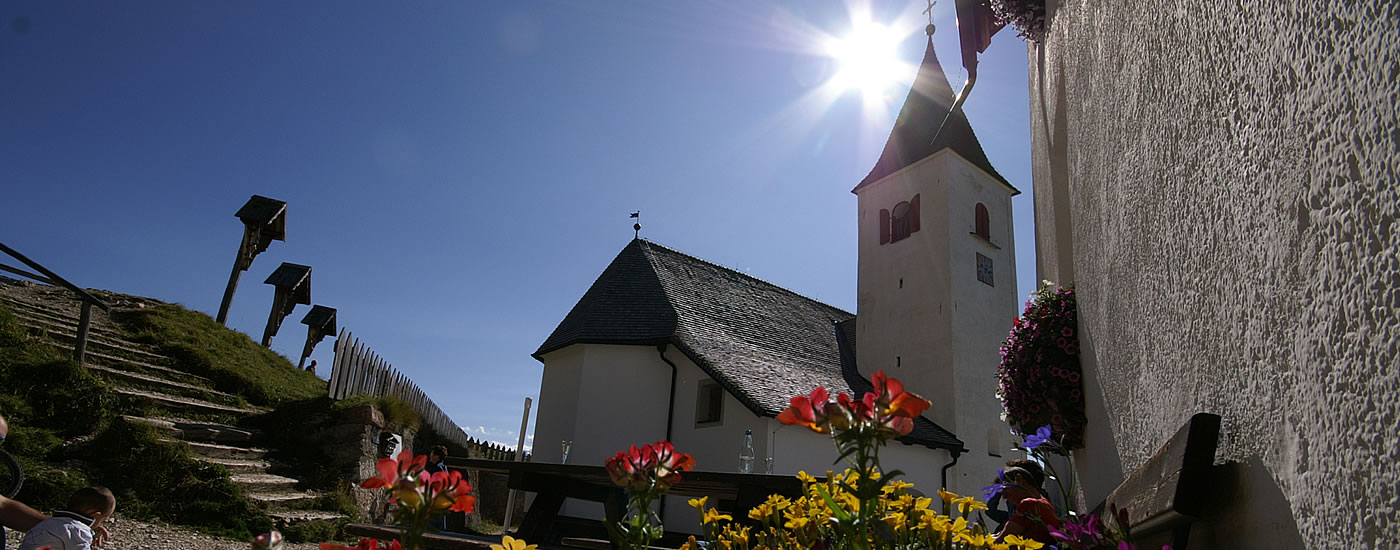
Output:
[{"xmin": 1192, "ymin": 457, "xmax": 1306, "ymax": 549}]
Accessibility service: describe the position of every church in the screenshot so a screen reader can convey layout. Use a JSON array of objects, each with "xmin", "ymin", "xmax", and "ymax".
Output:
[{"xmin": 530, "ymin": 34, "xmax": 1020, "ymax": 532}]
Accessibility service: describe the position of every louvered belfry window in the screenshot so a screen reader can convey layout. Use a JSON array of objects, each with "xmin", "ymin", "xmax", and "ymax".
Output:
[{"xmin": 884, "ymin": 194, "xmax": 920, "ymax": 243}]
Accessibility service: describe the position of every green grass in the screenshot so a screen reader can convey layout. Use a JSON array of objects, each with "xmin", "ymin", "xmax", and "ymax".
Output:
[{"xmin": 113, "ymin": 304, "xmax": 325, "ymax": 407}]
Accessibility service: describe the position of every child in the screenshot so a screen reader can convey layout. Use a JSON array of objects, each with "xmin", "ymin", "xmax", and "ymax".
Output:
[{"xmin": 19, "ymin": 487, "xmax": 115, "ymax": 550}]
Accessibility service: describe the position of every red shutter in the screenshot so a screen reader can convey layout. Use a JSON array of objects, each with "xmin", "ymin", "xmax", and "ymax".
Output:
[
  {"xmin": 879, "ymin": 209, "xmax": 890, "ymax": 244},
  {"xmin": 910, "ymin": 195, "xmax": 921, "ymax": 233},
  {"xmin": 975, "ymin": 203, "xmax": 990, "ymax": 239}
]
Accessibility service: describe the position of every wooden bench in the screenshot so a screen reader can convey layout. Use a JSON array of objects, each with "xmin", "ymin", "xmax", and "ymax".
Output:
[
  {"xmin": 1096, "ymin": 412, "xmax": 1221, "ymax": 549},
  {"xmin": 447, "ymin": 458, "xmax": 811, "ymax": 548}
]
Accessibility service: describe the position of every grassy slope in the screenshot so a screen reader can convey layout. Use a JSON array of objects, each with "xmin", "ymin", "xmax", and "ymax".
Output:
[
  {"xmin": 0, "ymin": 301, "xmax": 322, "ymax": 538},
  {"xmin": 114, "ymin": 304, "xmax": 324, "ymax": 407}
]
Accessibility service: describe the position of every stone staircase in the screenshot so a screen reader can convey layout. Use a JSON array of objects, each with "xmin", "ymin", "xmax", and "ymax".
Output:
[{"xmin": 0, "ymin": 280, "xmax": 346, "ymax": 527}]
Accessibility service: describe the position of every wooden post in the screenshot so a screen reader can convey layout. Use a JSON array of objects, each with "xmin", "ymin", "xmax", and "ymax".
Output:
[
  {"xmin": 215, "ymin": 257, "xmax": 244, "ymax": 325},
  {"xmin": 261, "ymin": 291, "xmax": 286, "ymax": 347},
  {"xmin": 503, "ymin": 397, "xmax": 533, "ymax": 532},
  {"xmin": 74, "ymin": 301, "xmax": 93, "ymax": 365}
]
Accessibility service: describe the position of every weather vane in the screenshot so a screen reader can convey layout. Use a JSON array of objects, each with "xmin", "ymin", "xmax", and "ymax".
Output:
[
  {"xmin": 630, "ymin": 211, "xmax": 641, "ymax": 239},
  {"xmin": 923, "ymin": 0, "xmax": 937, "ymax": 35}
]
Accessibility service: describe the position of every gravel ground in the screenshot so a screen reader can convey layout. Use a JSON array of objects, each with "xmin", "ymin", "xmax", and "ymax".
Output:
[{"xmin": 3, "ymin": 514, "xmax": 336, "ymax": 550}]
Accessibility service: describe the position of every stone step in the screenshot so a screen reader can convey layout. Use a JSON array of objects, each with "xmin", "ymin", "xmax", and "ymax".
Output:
[
  {"xmin": 230, "ymin": 473, "xmax": 301, "ymax": 492},
  {"xmin": 124, "ymin": 415, "xmax": 258, "ymax": 444},
  {"xmin": 84, "ymin": 349, "xmax": 210, "ymax": 384},
  {"xmin": 0, "ymin": 297, "xmax": 126, "ymax": 339},
  {"xmin": 95, "ymin": 367, "xmax": 231, "ymax": 402},
  {"xmin": 176, "ymin": 440, "xmax": 269, "ymax": 461},
  {"xmin": 113, "ymin": 387, "xmax": 263, "ymax": 416},
  {"xmin": 247, "ymin": 490, "xmax": 321, "ymax": 510},
  {"xmin": 197, "ymin": 457, "xmax": 272, "ymax": 474},
  {"xmin": 19, "ymin": 319, "xmax": 169, "ymax": 363},
  {"xmin": 266, "ymin": 510, "xmax": 349, "ymax": 525}
]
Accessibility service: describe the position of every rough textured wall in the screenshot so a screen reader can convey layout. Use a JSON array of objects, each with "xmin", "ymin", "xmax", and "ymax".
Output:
[{"xmin": 1028, "ymin": 0, "xmax": 1398, "ymax": 547}]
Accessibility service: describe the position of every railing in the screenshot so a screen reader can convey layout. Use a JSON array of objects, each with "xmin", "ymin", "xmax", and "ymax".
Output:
[
  {"xmin": 0, "ymin": 241, "xmax": 112, "ymax": 365},
  {"xmin": 327, "ymin": 328, "xmax": 473, "ymax": 450}
]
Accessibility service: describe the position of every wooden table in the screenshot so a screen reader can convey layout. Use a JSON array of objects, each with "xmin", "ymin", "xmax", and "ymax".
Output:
[{"xmin": 447, "ymin": 458, "xmax": 810, "ymax": 546}]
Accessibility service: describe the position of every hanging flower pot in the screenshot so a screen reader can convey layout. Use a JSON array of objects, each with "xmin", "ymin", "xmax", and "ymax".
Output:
[
  {"xmin": 997, "ymin": 282, "xmax": 1087, "ymax": 447},
  {"xmin": 987, "ymin": 0, "xmax": 1047, "ymax": 41}
]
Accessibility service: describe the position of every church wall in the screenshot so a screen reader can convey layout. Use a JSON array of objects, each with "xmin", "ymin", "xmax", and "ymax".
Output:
[
  {"xmin": 534, "ymin": 343, "xmax": 673, "ymax": 521},
  {"xmin": 940, "ymin": 152, "xmax": 1021, "ymax": 495},
  {"xmin": 854, "ymin": 153, "xmax": 957, "ymax": 429},
  {"xmin": 1027, "ymin": 0, "xmax": 1396, "ymax": 546}
]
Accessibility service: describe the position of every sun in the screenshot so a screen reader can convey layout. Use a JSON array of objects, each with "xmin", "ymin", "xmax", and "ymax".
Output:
[{"xmin": 824, "ymin": 20, "xmax": 907, "ymax": 101}]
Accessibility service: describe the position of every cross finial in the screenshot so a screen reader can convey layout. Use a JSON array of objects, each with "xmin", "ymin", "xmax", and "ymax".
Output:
[{"xmin": 923, "ymin": 0, "xmax": 937, "ymax": 35}]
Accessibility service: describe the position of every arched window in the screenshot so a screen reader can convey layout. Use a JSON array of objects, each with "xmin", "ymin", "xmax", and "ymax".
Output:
[
  {"xmin": 890, "ymin": 201, "xmax": 913, "ymax": 242},
  {"xmin": 975, "ymin": 203, "xmax": 990, "ymax": 240}
]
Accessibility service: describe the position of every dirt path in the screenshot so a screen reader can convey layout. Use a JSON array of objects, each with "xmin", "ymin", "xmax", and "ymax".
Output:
[{"xmin": 4, "ymin": 514, "xmax": 335, "ymax": 550}]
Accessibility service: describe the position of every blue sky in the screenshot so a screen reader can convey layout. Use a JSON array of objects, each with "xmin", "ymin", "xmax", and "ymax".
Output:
[{"xmin": 0, "ymin": 1, "xmax": 1034, "ymax": 451}]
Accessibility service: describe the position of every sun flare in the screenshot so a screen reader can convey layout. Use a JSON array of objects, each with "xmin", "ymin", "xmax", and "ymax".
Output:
[{"xmin": 825, "ymin": 21, "xmax": 907, "ymax": 101}]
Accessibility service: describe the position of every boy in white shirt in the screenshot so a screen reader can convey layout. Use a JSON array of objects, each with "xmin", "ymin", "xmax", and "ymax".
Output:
[{"xmin": 19, "ymin": 487, "xmax": 114, "ymax": 550}]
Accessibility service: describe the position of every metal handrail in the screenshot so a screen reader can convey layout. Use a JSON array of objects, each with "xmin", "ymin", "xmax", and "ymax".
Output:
[{"xmin": 0, "ymin": 241, "xmax": 112, "ymax": 365}]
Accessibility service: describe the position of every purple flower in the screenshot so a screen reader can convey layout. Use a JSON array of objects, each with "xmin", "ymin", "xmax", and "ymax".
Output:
[
  {"xmin": 1023, "ymin": 425, "xmax": 1053, "ymax": 450},
  {"xmin": 982, "ymin": 469, "xmax": 1009, "ymax": 500}
]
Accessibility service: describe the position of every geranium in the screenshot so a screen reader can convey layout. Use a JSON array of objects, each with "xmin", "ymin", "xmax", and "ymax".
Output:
[
  {"xmin": 319, "ymin": 538, "xmax": 402, "ymax": 550},
  {"xmin": 356, "ymin": 449, "xmax": 475, "ymax": 550},
  {"xmin": 998, "ymin": 282, "xmax": 1087, "ymax": 447},
  {"xmin": 603, "ymin": 440, "xmax": 694, "ymax": 550}
]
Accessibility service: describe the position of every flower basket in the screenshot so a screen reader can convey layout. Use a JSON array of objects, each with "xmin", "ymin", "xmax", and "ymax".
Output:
[
  {"xmin": 997, "ymin": 282, "xmax": 1086, "ymax": 447},
  {"xmin": 987, "ymin": 0, "xmax": 1047, "ymax": 41}
]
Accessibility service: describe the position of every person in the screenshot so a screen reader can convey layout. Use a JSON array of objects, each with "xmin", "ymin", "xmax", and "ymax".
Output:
[
  {"xmin": 986, "ymin": 458, "xmax": 1048, "ymax": 532},
  {"xmin": 0, "ymin": 415, "xmax": 52, "ymax": 550},
  {"xmin": 425, "ymin": 445, "xmax": 448, "ymax": 475},
  {"xmin": 993, "ymin": 467, "xmax": 1061, "ymax": 545},
  {"xmin": 424, "ymin": 446, "xmax": 448, "ymax": 531},
  {"xmin": 18, "ymin": 487, "xmax": 115, "ymax": 550},
  {"xmin": 305, "ymin": 360, "xmax": 317, "ymax": 375}
]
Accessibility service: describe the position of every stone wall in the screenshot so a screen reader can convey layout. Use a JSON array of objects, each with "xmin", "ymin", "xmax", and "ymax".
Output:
[{"xmin": 1027, "ymin": 0, "xmax": 1397, "ymax": 547}]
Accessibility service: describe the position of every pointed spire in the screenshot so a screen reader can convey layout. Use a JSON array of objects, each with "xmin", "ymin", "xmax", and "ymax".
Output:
[{"xmin": 852, "ymin": 37, "xmax": 1014, "ymax": 193}]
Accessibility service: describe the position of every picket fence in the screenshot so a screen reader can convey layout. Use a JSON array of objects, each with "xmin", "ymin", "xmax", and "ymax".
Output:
[{"xmin": 327, "ymin": 328, "xmax": 473, "ymax": 450}]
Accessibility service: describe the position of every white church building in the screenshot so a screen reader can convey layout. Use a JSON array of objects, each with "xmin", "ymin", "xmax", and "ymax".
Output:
[{"xmin": 531, "ymin": 36, "xmax": 1020, "ymax": 532}]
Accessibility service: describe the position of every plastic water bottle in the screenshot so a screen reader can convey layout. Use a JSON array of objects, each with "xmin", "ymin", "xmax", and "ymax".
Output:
[{"xmin": 739, "ymin": 429, "xmax": 756, "ymax": 473}]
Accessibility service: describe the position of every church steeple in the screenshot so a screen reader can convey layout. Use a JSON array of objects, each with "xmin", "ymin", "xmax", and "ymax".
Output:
[{"xmin": 852, "ymin": 37, "xmax": 1013, "ymax": 192}]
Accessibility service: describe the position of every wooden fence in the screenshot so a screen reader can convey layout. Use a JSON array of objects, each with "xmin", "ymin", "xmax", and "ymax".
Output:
[{"xmin": 327, "ymin": 328, "xmax": 472, "ymax": 450}]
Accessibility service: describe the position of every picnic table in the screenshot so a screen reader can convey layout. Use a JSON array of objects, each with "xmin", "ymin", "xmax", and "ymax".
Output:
[{"xmin": 446, "ymin": 457, "xmax": 809, "ymax": 546}]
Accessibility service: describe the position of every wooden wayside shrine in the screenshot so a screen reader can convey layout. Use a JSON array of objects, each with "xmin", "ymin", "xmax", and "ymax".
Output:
[
  {"xmin": 216, "ymin": 195, "xmax": 286, "ymax": 325},
  {"xmin": 298, "ymin": 304, "xmax": 336, "ymax": 368},
  {"xmin": 261, "ymin": 262, "xmax": 311, "ymax": 347}
]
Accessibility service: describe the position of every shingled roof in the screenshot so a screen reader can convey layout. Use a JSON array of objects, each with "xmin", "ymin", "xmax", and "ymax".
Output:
[
  {"xmin": 852, "ymin": 38, "xmax": 1016, "ymax": 193},
  {"xmin": 535, "ymin": 239, "xmax": 963, "ymax": 451}
]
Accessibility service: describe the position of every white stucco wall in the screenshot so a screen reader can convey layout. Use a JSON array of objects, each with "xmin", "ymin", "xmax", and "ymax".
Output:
[
  {"xmin": 1027, "ymin": 1, "xmax": 1397, "ymax": 547},
  {"xmin": 855, "ymin": 149, "xmax": 1020, "ymax": 494},
  {"xmin": 537, "ymin": 344, "xmax": 960, "ymax": 534},
  {"xmin": 855, "ymin": 151, "xmax": 957, "ymax": 428}
]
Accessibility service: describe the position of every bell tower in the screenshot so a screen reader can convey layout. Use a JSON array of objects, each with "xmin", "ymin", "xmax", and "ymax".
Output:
[{"xmin": 852, "ymin": 33, "xmax": 1020, "ymax": 472}]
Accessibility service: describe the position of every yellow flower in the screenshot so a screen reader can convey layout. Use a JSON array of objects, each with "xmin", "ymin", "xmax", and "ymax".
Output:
[
  {"xmin": 882, "ymin": 511, "xmax": 907, "ymax": 533},
  {"xmin": 1004, "ymin": 534, "xmax": 1046, "ymax": 549},
  {"xmin": 688, "ymin": 496, "xmax": 709, "ymax": 510},
  {"xmin": 681, "ymin": 536, "xmax": 701, "ymax": 550},
  {"xmin": 490, "ymin": 536, "xmax": 537, "ymax": 550},
  {"xmin": 913, "ymin": 496, "xmax": 933, "ymax": 511},
  {"xmin": 703, "ymin": 508, "xmax": 732, "ymax": 524},
  {"xmin": 882, "ymin": 480, "xmax": 915, "ymax": 494},
  {"xmin": 764, "ymin": 494, "xmax": 792, "ymax": 511},
  {"xmin": 783, "ymin": 516, "xmax": 810, "ymax": 529},
  {"xmin": 937, "ymin": 488, "xmax": 958, "ymax": 504},
  {"xmin": 955, "ymin": 531, "xmax": 992, "ymax": 545},
  {"xmin": 796, "ymin": 470, "xmax": 818, "ymax": 483},
  {"xmin": 955, "ymin": 495, "xmax": 988, "ymax": 514},
  {"xmin": 748, "ymin": 502, "xmax": 773, "ymax": 521}
]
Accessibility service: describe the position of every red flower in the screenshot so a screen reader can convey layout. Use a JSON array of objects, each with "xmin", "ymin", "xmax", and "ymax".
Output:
[
  {"xmin": 605, "ymin": 441, "xmax": 694, "ymax": 493},
  {"xmin": 776, "ymin": 387, "xmax": 831, "ymax": 433}
]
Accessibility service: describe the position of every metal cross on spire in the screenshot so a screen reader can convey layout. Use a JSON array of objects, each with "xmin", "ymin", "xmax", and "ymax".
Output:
[{"xmin": 923, "ymin": 0, "xmax": 937, "ymax": 35}]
